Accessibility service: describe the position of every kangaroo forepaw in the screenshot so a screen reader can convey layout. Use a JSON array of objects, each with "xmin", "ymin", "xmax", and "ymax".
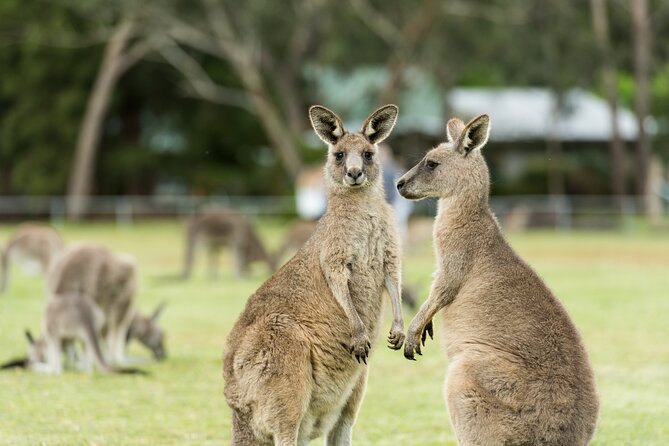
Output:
[
  {"xmin": 421, "ymin": 319, "xmax": 434, "ymax": 346},
  {"xmin": 349, "ymin": 333, "xmax": 371, "ymax": 364},
  {"xmin": 387, "ymin": 323, "xmax": 405, "ymax": 350},
  {"xmin": 404, "ymin": 319, "xmax": 433, "ymax": 361}
]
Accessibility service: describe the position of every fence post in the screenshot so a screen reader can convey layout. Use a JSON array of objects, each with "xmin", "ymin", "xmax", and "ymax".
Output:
[
  {"xmin": 115, "ymin": 198, "xmax": 133, "ymax": 227},
  {"xmin": 50, "ymin": 197, "xmax": 66, "ymax": 227}
]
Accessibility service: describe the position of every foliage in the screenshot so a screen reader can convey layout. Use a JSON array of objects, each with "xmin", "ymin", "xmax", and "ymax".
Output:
[
  {"xmin": 0, "ymin": 0, "xmax": 668, "ymax": 195},
  {"xmin": 0, "ymin": 1, "xmax": 96, "ymax": 194}
]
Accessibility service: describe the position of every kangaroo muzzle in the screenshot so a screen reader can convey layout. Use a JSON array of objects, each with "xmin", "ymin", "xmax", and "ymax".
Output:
[{"xmin": 344, "ymin": 155, "xmax": 366, "ymax": 187}]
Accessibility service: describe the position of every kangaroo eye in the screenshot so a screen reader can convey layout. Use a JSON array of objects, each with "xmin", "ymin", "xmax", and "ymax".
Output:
[
  {"xmin": 363, "ymin": 151, "xmax": 374, "ymax": 161},
  {"xmin": 334, "ymin": 152, "xmax": 344, "ymax": 161},
  {"xmin": 426, "ymin": 160, "xmax": 440, "ymax": 170}
]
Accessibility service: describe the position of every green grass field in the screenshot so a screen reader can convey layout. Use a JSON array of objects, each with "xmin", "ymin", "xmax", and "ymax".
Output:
[{"xmin": 0, "ymin": 219, "xmax": 668, "ymax": 445}]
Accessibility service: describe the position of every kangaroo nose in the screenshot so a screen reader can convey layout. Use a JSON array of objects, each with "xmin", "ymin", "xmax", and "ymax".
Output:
[
  {"xmin": 347, "ymin": 169, "xmax": 362, "ymax": 180},
  {"xmin": 396, "ymin": 179, "xmax": 405, "ymax": 191}
]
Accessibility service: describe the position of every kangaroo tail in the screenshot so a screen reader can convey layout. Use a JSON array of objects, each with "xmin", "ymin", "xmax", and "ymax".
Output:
[
  {"xmin": 112, "ymin": 367, "xmax": 149, "ymax": 375},
  {"xmin": 80, "ymin": 310, "xmax": 114, "ymax": 373},
  {"xmin": 80, "ymin": 316, "xmax": 148, "ymax": 375},
  {"xmin": 0, "ymin": 356, "xmax": 29, "ymax": 370}
]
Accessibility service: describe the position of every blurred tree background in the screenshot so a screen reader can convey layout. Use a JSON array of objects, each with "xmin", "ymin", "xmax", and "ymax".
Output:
[{"xmin": 0, "ymin": 0, "xmax": 667, "ymax": 212}]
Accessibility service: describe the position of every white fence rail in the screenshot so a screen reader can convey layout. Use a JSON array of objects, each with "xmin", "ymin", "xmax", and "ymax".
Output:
[{"xmin": 0, "ymin": 195, "xmax": 665, "ymax": 230}]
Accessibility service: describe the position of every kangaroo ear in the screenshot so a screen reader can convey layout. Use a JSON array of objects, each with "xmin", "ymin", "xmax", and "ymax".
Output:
[
  {"xmin": 459, "ymin": 114, "xmax": 491, "ymax": 155},
  {"xmin": 25, "ymin": 330, "xmax": 35, "ymax": 345},
  {"xmin": 309, "ymin": 105, "xmax": 346, "ymax": 146},
  {"xmin": 150, "ymin": 301, "xmax": 167, "ymax": 322},
  {"xmin": 360, "ymin": 104, "xmax": 399, "ymax": 144},
  {"xmin": 446, "ymin": 118, "xmax": 465, "ymax": 143}
]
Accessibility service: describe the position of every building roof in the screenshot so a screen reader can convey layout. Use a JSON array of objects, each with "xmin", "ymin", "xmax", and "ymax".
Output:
[
  {"xmin": 308, "ymin": 66, "xmax": 647, "ymax": 143},
  {"xmin": 448, "ymin": 87, "xmax": 641, "ymax": 142}
]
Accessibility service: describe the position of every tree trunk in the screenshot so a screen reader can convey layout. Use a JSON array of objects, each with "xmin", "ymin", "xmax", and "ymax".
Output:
[
  {"xmin": 67, "ymin": 18, "xmax": 135, "ymax": 221},
  {"xmin": 271, "ymin": 0, "xmax": 322, "ymax": 136},
  {"xmin": 631, "ymin": 0, "xmax": 652, "ymax": 199},
  {"xmin": 237, "ymin": 61, "xmax": 302, "ymax": 180},
  {"xmin": 590, "ymin": 0, "xmax": 626, "ymax": 211},
  {"xmin": 205, "ymin": 3, "xmax": 303, "ymax": 180}
]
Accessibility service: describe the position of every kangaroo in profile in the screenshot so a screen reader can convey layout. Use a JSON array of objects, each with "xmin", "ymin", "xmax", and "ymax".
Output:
[
  {"xmin": 24, "ymin": 293, "xmax": 143, "ymax": 374},
  {"xmin": 1, "ymin": 223, "xmax": 63, "ymax": 294},
  {"xmin": 224, "ymin": 104, "xmax": 405, "ymax": 446},
  {"xmin": 182, "ymin": 211, "xmax": 276, "ymax": 280},
  {"xmin": 396, "ymin": 115, "xmax": 599, "ymax": 445},
  {"xmin": 48, "ymin": 243, "xmax": 166, "ymax": 364}
]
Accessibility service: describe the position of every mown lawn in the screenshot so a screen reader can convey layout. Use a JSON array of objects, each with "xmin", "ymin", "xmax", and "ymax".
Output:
[{"xmin": 0, "ymin": 219, "xmax": 668, "ymax": 445}]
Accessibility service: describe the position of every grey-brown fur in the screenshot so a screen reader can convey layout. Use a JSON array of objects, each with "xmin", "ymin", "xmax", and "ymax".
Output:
[
  {"xmin": 47, "ymin": 243, "xmax": 165, "ymax": 364},
  {"xmin": 397, "ymin": 114, "xmax": 599, "ymax": 445},
  {"xmin": 25, "ymin": 293, "xmax": 111, "ymax": 374},
  {"xmin": 223, "ymin": 105, "xmax": 405, "ymax": 446},
  {"xmin": 183, "ymin": 211, "xmax": 276, "ymax": 280},
  {"xmin": 1, "ymin": 223, "xmax": 63, "ymax": 295},
  {"xmin": 274, "ymin": 219, "xmax": 418, "ymax": 309},
  {"xmin": 127, "ymin": 303, "xmax": 167, "ymax": 361}
]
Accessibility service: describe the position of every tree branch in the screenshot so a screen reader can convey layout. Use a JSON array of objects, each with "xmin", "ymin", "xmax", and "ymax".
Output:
[
  {"xmin": 145, "ymin": 6, "xmax": 224, "ymax": 59},
  {"xmin": 348, "ymin": 0, "xmax": 404, "ymax": 47},
  {"xmin": 158, "ymin": 40, "xmax": 250, "ymax": 111},
  {"xmin": 444, "ymin": 1, "xmax": 528, "ymax": 25},
  {"xmin": 116, "ymin": 34, "xmax": 161, "ymax": 74}
]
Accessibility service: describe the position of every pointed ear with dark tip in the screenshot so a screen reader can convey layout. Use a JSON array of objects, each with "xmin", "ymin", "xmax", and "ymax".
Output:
[
  {"xmin": 446, "ymin": 118, "xmax": 466, "ymax": 143},
  {"xmin": 360, "ymin": 104, "xmax": 399, "ymax": 144},
  {"xmin": 309, "ymin": 105, "xmax": 346, "ymax": 145},
  {"xmin": 25, "ymin": 330, "xmax": 35, "ymax": 345},
  {"xmin": 150, "ymin": 302, "xmax": 167, "ymax": 322},
  {"xmin": 459, "ymin": 114, "xmax": 491, "ymax": 155}
]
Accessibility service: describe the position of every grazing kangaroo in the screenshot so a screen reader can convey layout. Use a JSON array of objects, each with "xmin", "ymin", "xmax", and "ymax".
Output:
[
  {"xmin": 127, "ymin": 302, "xmax": 167, "ymax": 361},
  {"xmin": 24, "ymin": 293, "xmax": 143, "ymax": 374},
  {"xmin": 0, "ymin": 223, "xmax": 63, "ymax": 294},
  {"xmin": 182, "ymin": 212, "xmax": 276, "ymax": 280},
  {"xmin": 48, "ymin": 243, "xmax": 166, "ymax": 364},
  {"xmin": 396, "ymin": 115, "xmax": 599, "ymax": 445},
  {"xmin": 223, "ymin": 104, "xmax": 405, "ymax": 446}
]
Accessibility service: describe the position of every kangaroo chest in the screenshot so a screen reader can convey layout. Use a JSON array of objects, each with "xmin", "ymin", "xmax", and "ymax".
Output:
[{"xmin": 345, "ymin": 224, "xmax": 390, "ymax": 351}]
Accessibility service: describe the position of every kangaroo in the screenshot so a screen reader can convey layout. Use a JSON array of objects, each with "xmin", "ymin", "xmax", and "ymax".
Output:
[
  {"xmin": 223, "ymin": 105, "xmax": 405, "ymax": 446},
  {"xmin": 24, "ymin": 293, "xmax": 114, "ymax": 374},
  {"xmin": 48, "ymin": 243, "xmax": 166, "ymax": 364},
  {"xmin": 182, "ymin": 211, "xmax": 276, "ymax": 280},
  {"xmin": 274, "ymin": 219, "xmax": 418, "ymax": 309},
  {"xmin": 396, "ymin": 114, "xmax": 599, "ymax": 445},
  {"xmin": 1, "ymin": 223, "xmax": 63, "ymax": 294},
  {"xmin": 126, "ymin": 302, "xmax": 167, "ymax": 361}
]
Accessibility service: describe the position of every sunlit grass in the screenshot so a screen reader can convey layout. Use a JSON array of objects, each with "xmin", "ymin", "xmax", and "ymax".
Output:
[{"xmin": 0, "ymin": 220, "xmax": 667, "ymax": 445}]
